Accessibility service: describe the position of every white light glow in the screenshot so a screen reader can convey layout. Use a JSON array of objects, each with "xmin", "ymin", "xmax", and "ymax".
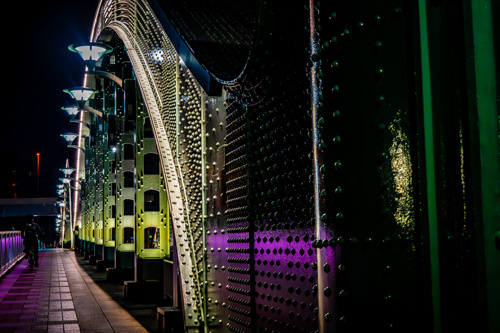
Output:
[
  {"xmin": 60, "ymin": 167, "xmax": 75, "ymax": 176},
  {"xmin": 65, "ymin": 88, "xmax": 95, "ymax": 102},
  {"xmin": 75, "ymin": 45, "xmax": 109, "ymax": 61},
  {"xmin": 62, "ymin": 106, "xmax": 80, "ymax": 116},
  {"xmin": 59, "ymin": 178, "xmax": 71, "ymax": 184},
  {"xmin": 61, "ymin": 133, "xmax": 78, "ymax": 143}
]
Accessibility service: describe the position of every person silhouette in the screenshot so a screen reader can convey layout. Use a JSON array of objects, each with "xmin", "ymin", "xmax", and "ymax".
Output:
[{"xmin": 21, "ymin": 215, "xmax": 43, "ymax": 267}]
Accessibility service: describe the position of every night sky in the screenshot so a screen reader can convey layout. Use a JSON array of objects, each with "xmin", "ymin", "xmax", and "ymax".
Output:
[{"xmin": 0, "ymin": 1, "xmax": 98, "ymax": 197}]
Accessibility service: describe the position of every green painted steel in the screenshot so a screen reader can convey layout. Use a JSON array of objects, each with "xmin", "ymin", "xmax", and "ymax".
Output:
[
  {"xmin": 470, "ymin": 1, "xmax": 500, "ymax": 331},
  {"xmin": 418, "ymin": 1, "xmax": 442, "ymax": 332}
]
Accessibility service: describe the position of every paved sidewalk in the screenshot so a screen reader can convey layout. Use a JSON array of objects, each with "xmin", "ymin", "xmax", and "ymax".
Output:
[{"xmin": 0, "ymin": 249, "xmax": 148, "ymax": 332}]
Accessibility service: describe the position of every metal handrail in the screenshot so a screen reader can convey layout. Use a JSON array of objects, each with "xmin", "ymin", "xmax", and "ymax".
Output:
[{"xmin": 0, "ymin": 231, "xmax": 24, "ymax": 278}]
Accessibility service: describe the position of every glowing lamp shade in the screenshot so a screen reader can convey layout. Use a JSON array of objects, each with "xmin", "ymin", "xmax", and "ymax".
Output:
[
  {"xmin": 56, "ymin": 189, "xmax": 64, "ymax": 196},
  {"xmin": 59, "ymin": 178, "xmax": 71, "ymax": 184},
  {"xmin": 60, "ymin": 167, "xmax": 75, "ymax": 176},
  {"xmin": 61, "ymin": 133, "xmax": 78, "ymax": 144},
  {"xmin": 56, "ymin": 184, "xmax": 64, "ymax": 189},
  {"xmin": 63, "ymin": 87, "xmax": 97, "ymax": 108},
  {"xmin": 69, "ymin": 43, "xmax": 113, "ymax": 70},
  {"xmin": 61, "ymin": 106, "xmax": 80, "ymax": 117}
]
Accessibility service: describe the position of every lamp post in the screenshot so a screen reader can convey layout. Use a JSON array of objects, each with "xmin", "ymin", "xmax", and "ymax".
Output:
[
  {"xmin": 66, "ymin": 42, "xmax": 117, "ymax": 256},
  {"xmin": 61, "ymin": 106, "xmax": 80, "ymax": 118},
  {"xmin": 60, "ymin": 167, "xmax": 75, "ymax": 177},
  {"xmin": 36, "ymin": 153, "xmax": 40, "ymax": 196},
  {"xmin": 63, "ymin": 87, "xmax": 103, "ymax": 117},
  {"xmin": 68, "ymin": 43, "xmax": 113, "ymax": 71},
  {"xmin": 57, "ymin": 185, "xmax": 69, "ymax": 247},
  {"xmin": 69, "ymin": 43, "xmax": 122, "ymax": 87},
  {"xmin": 61, "ymin": 133, "xmax": 79, "ymax": 144},
  {"xmin": 59, "ymin": 176, "xmax": 78, "ymax": 248},
  {"xmin": 62, "ymin": 86, "xmax": 100, "ymax": 253}
]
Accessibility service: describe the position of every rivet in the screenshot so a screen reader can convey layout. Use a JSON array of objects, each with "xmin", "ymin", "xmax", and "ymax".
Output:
[
  {"xmin": 377, "ymin": 94, "xmax": 385, "ymax": 105},
  {"xmin": 393, "ymin": 7, "xmax": 403, "ymax": 16}
]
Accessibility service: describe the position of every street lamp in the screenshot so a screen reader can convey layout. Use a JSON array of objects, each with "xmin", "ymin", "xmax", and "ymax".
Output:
[
  {"xmin": 63, "ymin": 87, "xmax": 96, "ymax": 108},
  {"xmin": 61, "ymin": 133, "xmax": 78, "ymax": 144},
  {"xmin": 59, "ymin": 178, "xmax": 71, "ymax": 184},
  {"xmin": 63, "ymin": 87, "xmax": 103, "ymax": 118},
  {"xmin": 60, "ymin": 167, "xmax": 75, "ymax": 177},
  {"xmin": 59, "ymin": 177, "xmax": 79, "ymax": 187},
  {"xmin": 61, "ymin": 106, "xmax": 80, "ymax": 118},
  {"xmin": 68, "ymin": 43, "xmax": 113, "ymax": 71},
  {"xmin": 36, "ymin": 153, "xmax": 40, "ymax": 197},
  {"xmin": 69, "ymin": 43, "xmax": 122, "ymax": 87}
]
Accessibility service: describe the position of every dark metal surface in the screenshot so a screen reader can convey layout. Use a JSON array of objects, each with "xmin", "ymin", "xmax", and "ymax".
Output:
[
  {"xmin": 151, "ymin": 0, "xmax": 257, "ymax": 84},
  {"xmin": 88, "ymin": 1, "xmax": 500, "ymax": 332}
]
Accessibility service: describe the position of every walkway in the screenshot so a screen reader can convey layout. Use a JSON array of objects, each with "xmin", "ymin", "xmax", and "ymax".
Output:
[{"xmin": 0, "ymin": 249, "xmax": 148, "ymax": 332}]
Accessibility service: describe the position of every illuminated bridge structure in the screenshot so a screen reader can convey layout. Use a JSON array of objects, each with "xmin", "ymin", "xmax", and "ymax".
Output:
[{"xmin": 64, "ymin": 1, "xmax": 500, "ymax": 332}]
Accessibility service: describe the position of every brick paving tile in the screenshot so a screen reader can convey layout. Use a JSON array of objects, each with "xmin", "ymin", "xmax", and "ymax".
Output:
[{"xmin": 0, "ymin": 249, "xmax": 149, "ymax": 332}]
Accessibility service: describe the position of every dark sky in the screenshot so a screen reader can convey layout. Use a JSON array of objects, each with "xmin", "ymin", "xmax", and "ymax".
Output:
[{"xmin": 0, "ymin": 1, "xmax": 98, "ymax": 196}]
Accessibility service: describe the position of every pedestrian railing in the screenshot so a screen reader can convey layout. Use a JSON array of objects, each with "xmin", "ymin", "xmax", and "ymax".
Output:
[{"xmin": 0, "ymin": 231, "xmax": 24, "ymax": 277}]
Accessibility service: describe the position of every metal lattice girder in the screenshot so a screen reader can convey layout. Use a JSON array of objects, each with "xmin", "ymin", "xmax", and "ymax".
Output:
[{"xmin": 91, "ymin": 0, "xmax": 206, "ymax": 331}]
